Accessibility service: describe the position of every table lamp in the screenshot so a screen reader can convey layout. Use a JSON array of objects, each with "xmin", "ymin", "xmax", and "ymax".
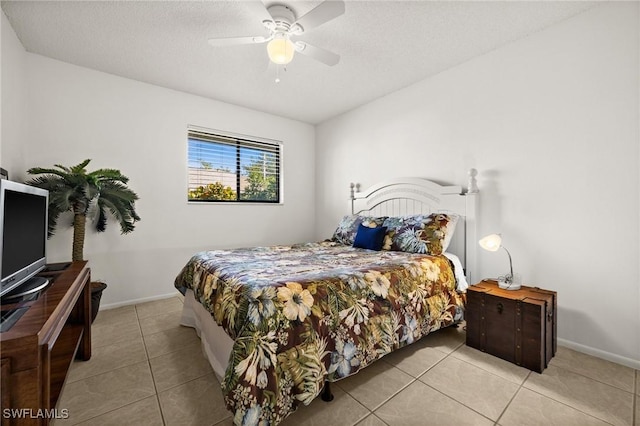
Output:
[{"xmin": 478, "ymin": 233, "xmax": 521, "ymax": 290}]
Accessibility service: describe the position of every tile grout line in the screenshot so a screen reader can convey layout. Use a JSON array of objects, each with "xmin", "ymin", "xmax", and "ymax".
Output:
[
  {"xmin": 61, "ymin": 306, "xmax": 158, "ymax": 425},
  {"xmin": 67, "ymin": 396, "xmax": 160, "ymax": 426},
  {"xmin": 347, "ymin": 343, "xmax": 457, "ymax": 414},
  {"xmin": 146, "ymin": 358, "xmax": 217, "ymax": 392},
  {"xmin": 633, "ymin": 370, "xmax": 637, "ymax": 426},
  {"xmin": 528, "ymin": 351, "xmax": 637, "ymax": 424},
  {"xmin": 212, "ymin": 415, "xmax": 233, "ymax": 426},
  {"xmin": 351, "ymin": 407, "xmax": 375, "ymax": 426},
  {"xmin": 90, "ymin": 328, "xmax": 141, "ymax": 350},
  {"xmin": 343, "ymin": 340, "xmax": 465, "ymax": 419},
  {"xmin": 517, "ymin": 355, "xmax": 636, "ymax": 424},
  {"xmin": 549, "ymin": 362, "xmax": 637, "ymax": 395},
  {"xmin": 549, "ymin": 361, "xmax": 637, "ymax": 394},
  {"xmin": 520, "ymin": 386, "xmax": 619, "ymax": 426},
  {"xmin": 356, "ymin": 413, "xmax": 388, "ymax": 426},
  {"xmin": 421, "ymin": 341, "xmax": 497, "ymax": 424},
  {"xmin": 425, "ymin": 342, "xmax": 533, "ymax": 423},
  {"xmin": 58, "ymin": 300, "xmax": 186, "ymax": 425},
  {"xmin": 175, "ymin": 300, "xmax": 229, "ymax": 423},
  {"xmin": 135, "ymin": 303, "xmax": 169, "ymax": 426},
  {"xmin": 65, "ymin": 337, "xmax": 148, "ymax": 384},
  {"xmin": 335, "ymin": 356, "xmax": 425, "ymax": 417},
  {"xmin": 137, "ymin": 305, "xmax": 185, "ymax": 335},
  {"xmin": 90, "ymin": 330, "xmax": 141, "ymax": 351},
  {"xmin": 139, "ymin": 300, "xmax": 222, "ymax": 422},
  {"xmin": 331, "ymin": 373, "xmax": 382, "ymax": 424},
  {"xmin": 65, "ymin": 358, "xmax": 152, "ymax": 385},
  {"xmin": 138, "ymin": 309, "xmax": 184, "ymax": 323},
  {"xmin": 62, "ymin": 362, "xmax": 155, "ymax": 423},
  {"xmin": 420, "ymin": 380, "xmax": 495, "ymax": 424},
  {"xmin": 452, "ymin": 351, "xmax": 626, "ymax": 426},
  {"xmin": 331, "ymin": 365, "xmax": 393, "ymax": 426},
  {"xmin": 494, "ymin": 370, "xmax": 531, "ymax": 426},
  {"xmin": 448, "ymin": 351, "xmax": 528, "ymax": 386}
]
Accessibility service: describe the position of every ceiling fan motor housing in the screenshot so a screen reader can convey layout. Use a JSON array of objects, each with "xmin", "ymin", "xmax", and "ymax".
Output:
[{"xmin": 265, "ymin": 5, "xmax": 297, "ymax": 32}]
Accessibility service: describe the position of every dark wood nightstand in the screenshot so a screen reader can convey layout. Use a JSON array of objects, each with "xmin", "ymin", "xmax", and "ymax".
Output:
[{"xmin": 465, "ymin": 279, "xmax": 557, "ymax": 373}]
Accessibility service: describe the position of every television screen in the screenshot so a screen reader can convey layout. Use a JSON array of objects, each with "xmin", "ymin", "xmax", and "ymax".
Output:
[{"xmin": 0, "ymin": 180, "xmax": 48, "ymax": 297}]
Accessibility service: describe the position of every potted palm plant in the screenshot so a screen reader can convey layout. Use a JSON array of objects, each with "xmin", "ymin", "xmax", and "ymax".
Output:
[{"xmin": 26, "ymin": 159, "xmax": 141, "ymax": 321}]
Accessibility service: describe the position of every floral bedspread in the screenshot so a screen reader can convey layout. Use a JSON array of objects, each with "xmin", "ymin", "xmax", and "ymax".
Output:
[{"xmin": 174, "ymin": 241, "xmax": 465, "ymax": 426}]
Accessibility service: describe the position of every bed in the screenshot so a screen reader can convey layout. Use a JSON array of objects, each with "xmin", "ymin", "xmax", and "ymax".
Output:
[{"xmin": 174, "ymin": 170, "xmax": 479, "ymax": 425}]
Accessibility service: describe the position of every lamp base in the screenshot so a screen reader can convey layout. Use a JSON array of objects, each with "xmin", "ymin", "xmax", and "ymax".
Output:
[{"xmin": 498, "ymin": 273, "xmax": 522, "ymax": 291}]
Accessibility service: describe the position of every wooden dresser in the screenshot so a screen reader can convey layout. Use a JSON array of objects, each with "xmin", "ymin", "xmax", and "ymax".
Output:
[{"xmin": 1, "ymin": 262, "xmax": 91, "ymax": 425}]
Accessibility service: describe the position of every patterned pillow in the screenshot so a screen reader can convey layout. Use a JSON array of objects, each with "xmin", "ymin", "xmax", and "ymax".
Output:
[
  {"xmin": 382, "ymin": 213, "xmax": 459, "ymax": 255},
  {"xmin": 332, "ymin": 215, "xmax": 387, "ymax": 245}
]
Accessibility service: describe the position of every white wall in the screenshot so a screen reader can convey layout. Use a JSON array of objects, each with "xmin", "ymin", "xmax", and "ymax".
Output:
[
  {"xmin": 16, "ymin": 53, "xmax": 315, "ymax": 307},
  {"xmin": 316, "ymin": 3, "xmax": 639, "ymax": 366},
  {"xmin": 1, "ymin": 11, "xmax": 28, "ymax": 175}
]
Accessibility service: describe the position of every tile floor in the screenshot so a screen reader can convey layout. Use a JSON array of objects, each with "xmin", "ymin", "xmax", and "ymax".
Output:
[{"xmin": 55, "ymin": 296, "xmax": 639, "ymax": 426}]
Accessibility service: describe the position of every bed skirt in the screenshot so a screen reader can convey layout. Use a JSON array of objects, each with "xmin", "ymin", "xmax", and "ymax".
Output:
[{"xmin": 180, "ymin": 289, "xmax": 233, "ymax": 380}]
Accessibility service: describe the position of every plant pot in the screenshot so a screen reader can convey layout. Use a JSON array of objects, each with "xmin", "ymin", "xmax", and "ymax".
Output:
[{"xmin": 90, "ymin": 282, "xmax": 107, "ymax": 323}]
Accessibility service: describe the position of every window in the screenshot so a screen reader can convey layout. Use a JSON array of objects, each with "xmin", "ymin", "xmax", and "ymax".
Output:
[{"xmin": 187, "ymin": 128, "xmax": 281, "ymax": 203}]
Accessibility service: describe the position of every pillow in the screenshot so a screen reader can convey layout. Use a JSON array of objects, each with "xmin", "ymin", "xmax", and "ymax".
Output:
[
  {"xmin": 382, "ymin": 213, "xmax": 459, "ymax": 255},
  {"xmin": 332, "ymin": 215, "xmax": 387, "ymax": 245},
  {"xmin": 353, "ymin": 224, "xmax": 387, "ymax": 251},
  {"xmin": 437, "ymin": 214, "xmax": 459, "ymax": 254}
]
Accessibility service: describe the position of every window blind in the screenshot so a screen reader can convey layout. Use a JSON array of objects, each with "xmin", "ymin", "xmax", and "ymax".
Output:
[{"xmin": 187, "ymin": 129, "xmax": 281, "ymax": 203}]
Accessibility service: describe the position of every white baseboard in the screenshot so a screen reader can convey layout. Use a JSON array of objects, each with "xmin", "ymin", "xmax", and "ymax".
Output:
[
  {"xmin": 558, "ymin": 338, "xmax": 640, "ymax": 370},
  {"xmin": 99, "ymin": 292, "xmax": 180, "ymax": 310}
]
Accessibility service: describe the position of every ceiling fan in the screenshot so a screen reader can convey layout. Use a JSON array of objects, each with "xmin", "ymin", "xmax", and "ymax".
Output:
[{"xmin": 207, "ymin": 1, "xmax": 345, "ymax": 67}]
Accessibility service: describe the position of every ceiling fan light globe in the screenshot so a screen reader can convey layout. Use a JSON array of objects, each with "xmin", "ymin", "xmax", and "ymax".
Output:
[{"xmin": 267, "ymin": 37, "xmax": 295, "ymax": 65}]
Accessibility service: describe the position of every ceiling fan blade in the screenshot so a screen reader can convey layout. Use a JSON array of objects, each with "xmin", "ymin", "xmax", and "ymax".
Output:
[
  {"xmin": 292, "ymin": 0, "xmax": 345, "ymax": 33},
  {"xmin": 252, "ymin": 1, "xmax": 276, "ymax": 26},
  {"xmin": 294, "ymin": 41, "xmax": 340, "ymax": 66},
  {"xmin": 208, "ymin": 35, "xmax": 271, "ymax": 47}
]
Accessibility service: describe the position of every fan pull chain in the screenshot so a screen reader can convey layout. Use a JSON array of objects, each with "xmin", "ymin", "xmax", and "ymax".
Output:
[{"xmin": 275, "ymin": 65, "xmax": 287, "ymax": 84}]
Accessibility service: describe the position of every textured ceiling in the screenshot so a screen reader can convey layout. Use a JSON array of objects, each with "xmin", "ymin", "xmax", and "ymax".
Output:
[{"xmin": 2, "ymin": 1, "xmax": 598, "ymax": 124}]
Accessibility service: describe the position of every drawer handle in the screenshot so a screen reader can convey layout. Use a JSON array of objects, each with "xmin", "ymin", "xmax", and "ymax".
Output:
[{"xmin": 497, "ymin": 302, "xmax": 504, "ymax": 314}]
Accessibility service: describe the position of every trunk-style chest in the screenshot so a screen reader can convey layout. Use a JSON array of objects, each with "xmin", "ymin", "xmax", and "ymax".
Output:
[{"xmin": 465, "ymin": 280, "xmax": 557, "ymax": 373}]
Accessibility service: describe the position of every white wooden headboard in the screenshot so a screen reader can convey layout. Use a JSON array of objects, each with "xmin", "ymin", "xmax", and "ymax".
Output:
[{"xmin": 350, "ymin": 169, "xmax": 479, "ymax": 284}]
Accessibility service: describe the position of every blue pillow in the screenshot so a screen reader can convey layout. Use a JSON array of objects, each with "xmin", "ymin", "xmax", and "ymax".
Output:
[{"xmin": 353, "ymin": 224, "xmax": 387, "ymax": 251}]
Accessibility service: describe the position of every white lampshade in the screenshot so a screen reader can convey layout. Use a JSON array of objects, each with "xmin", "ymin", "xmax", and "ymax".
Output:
[
  {"xmin": 267, "ymin": 35, "xmax": 295, "ymax": 65},
  {"xmin": 479, "ymin": 234, "xmax": 502, "ymax": 252}
]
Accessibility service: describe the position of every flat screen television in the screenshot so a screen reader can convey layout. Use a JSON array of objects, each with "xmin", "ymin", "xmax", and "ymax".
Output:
[{"xmin": 0, "ymin": 180, "xmax": 49, "ymax": 298}]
